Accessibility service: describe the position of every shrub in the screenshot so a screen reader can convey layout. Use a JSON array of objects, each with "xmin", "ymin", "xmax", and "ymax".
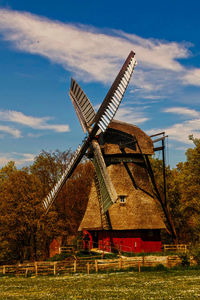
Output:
[
  {"xmin": 48, "ymin": 252, "xmax": 72, "ymax": 261},
  {"xmin": 178, "ymin": 253, "xmax": 190, "ymax": 266},
  {"xmin": 191, "ymin": 248, "xmax": 200, "ymax": 265},
  {"xmin": 155, "ymin": 264, "xmax": 166, "ymax": 271}
]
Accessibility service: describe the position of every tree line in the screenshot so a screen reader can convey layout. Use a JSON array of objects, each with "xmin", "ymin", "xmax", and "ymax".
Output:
[
  {"xmin": 0, "ymin": 150, "xmax": 94, "ymax": 263},
  {"xmin": 0, "ymin": 137, "xmax": 199, "ymax": 263},
  {"xmin": 151, "ymin": 136, "xmax": 200, "ymax": 244}
]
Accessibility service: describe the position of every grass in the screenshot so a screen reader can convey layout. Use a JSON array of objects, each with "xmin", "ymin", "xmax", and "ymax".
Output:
[{"xmin": 0, "ymin": 269, "xmax": 200, "ymax": 299}]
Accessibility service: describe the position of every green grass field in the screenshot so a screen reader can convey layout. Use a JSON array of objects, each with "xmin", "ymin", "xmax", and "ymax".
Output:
[{"xmin": 0, "ymin": 269, "xmax": 200, "ymax": 299}]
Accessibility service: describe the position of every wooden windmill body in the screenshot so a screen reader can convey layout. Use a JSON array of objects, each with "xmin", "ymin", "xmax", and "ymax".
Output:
[
  {"xmin": 43, "ymin": 51, "xmax": 176, "ymax": 254},
  {"xmin": 79, "ymin": 120, "xmax": 165, "ymax": 253}
]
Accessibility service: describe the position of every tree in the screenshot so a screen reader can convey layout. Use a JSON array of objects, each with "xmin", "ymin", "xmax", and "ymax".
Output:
[
  {"xmin": 151, "ymin": 136, "xmax": 200, "ymax": 244},
  {"xmin": 0, "ymin": 161, "xmax": 16, "ymax": 184},
  {"xmin": 30, "ymin": 149, "xmax": 72, "ymax": 197},
  {"xmin": 0, "ymin": 169, "xmax": 43, "ymax": 263},
  {"xmin": 150, "ymin": 157, "xmax": 182, "ymax": 243},
  {"xmin": 30, "ymin": 150, "xmax": 94, "ymax": 253},
  {"xmin": 57, "ymin": 161, "xmax": 94, "ymax": 235},
  {"xmin": 176, "ymin": 136, "xmax": 200, "ymax": 243}
]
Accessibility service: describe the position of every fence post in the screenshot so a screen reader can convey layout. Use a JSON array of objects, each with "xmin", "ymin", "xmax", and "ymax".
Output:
[
  {"xmin": 87, "ymin": 262, "xmax": 90, "ymax": 275},
  {"xmin": 74, "ymin": 260, "xmax": 77, "ymax": 273},
  {"xmin": 167, "ymin": 256, "xmax": 170, "ymax": 268},
  {"xmin": 35, "ymin": 262, "xmax": 38, "ymax": 276},
  {"xmin": 142, "ymin": 256, "xmax": 145, "ymax": 267},
  {"xmin": 138, "ymin": 262, "xmax": 141, "ymax": 273},
  {"xmin": 3, "ymin": 265, "xmax": 6, "ymax": 275},
  {"xmin": 25, "ymin": 268, "xmax": 29, "ymax": 277},
  {"xmin": 119, "ymin": 257, "xmax": 122, "ymax": 269},
  {"xmin": 53, "ymin": 262, "xmax": 56, "ymax": 276},
  {"xmin": 95, "ymin": 260, "xmax": 98, "ymax": 273}
]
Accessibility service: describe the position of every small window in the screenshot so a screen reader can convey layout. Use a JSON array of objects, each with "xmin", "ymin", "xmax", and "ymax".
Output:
[{"xmin": 119, "ymin": 195, "xmax": 126, "ymax": 204}]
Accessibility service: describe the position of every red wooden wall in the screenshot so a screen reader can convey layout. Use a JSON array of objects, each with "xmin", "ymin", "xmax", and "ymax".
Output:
[{"xmin": 85, "ymin": 229, "xmax": 162, "ymax": 253}]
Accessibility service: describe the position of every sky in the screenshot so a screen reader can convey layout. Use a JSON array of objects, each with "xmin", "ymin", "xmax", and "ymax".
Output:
[{"xmin": 0, "ymin": 0, "xmax": 199, "ymax": 168}]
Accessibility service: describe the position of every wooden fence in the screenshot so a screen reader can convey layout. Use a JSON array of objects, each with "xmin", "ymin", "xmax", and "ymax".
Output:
[
  {"xmin": 163, "ymin": 244, "xmax": 188, "ymax": 253},
  {"xmin": 1, "ymin": 254, "xmax": 196, "ymax": 277}
]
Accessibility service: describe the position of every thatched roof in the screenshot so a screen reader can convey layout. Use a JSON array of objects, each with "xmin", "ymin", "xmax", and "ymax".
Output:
[
  {"xmin": 102, "ymin": 120, "xmax": 154, "ymax": 155},
  {"xmin": 79, "ymin": 120, "xmax": 165, "ymax": 231},
  {"xmin": 79, "ymin": 163, "xmax": 165, "ymax": 231}
]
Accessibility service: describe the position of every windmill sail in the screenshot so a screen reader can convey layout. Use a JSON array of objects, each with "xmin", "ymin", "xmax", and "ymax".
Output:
[
  {"xmin": 69, "ymin": 79, "xmax": 96, "ymax": 133},
  {"xmin": 93, "ymin": 51, "xmax": 136, "ymax": 133},
  {"xmin": 92, "ymin": 140, "xmax": 118, "ymax": 212}
]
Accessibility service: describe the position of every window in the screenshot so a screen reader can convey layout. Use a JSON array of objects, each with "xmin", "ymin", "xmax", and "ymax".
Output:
[{"xmin": 119, "ymin": 195, "xmax": 126, "ymax": 204}]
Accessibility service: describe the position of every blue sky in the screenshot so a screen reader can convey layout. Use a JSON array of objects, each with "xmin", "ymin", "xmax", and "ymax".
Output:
[{"xmin": 0, "ymin": 0, "xmax": 199, "ymax": 168}]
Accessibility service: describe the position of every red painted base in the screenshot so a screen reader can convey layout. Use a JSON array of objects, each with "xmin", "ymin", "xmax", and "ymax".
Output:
[{"xmin": 84, "ymin": 229, "xmax": 162, "ymax": 253}]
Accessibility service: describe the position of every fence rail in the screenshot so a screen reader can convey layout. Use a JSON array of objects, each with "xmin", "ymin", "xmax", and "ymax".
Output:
[
  {"xmin": 163, "ymin": 244, "xmax": 188, "ymax": 253},
  {"xmin": 0, "ymin": 254, "xmax": 197, "ymax": 277}
]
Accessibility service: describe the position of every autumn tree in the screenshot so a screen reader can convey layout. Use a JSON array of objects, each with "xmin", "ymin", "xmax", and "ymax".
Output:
[
  {"xmin": 151, "ymin": 136, "xmax": 200, "ymax": 244},
  {"xmin": 0, "ymin": 168, "xmax": 43, "ymax": 263},
  {"xmin": 30, "ymin": 149, "xmax": 72, "ymax": 197},
  {"xmin": 0, "ymin": 161, "xmax": 16, "ymax": 183},
  {"xmin": 176, "ymin": 136, "xmax": 200, "ymax": 243},
  {"xmin": 30, "ymin": 150, "xmax": 94, "ymax": 254},
  {"xmin": 150, "ymin": 157, "xmax": 183, "ymax": 242},
  {"xmin": 57, "ymin": 161, "xmax": 94, "ymax": 235}
]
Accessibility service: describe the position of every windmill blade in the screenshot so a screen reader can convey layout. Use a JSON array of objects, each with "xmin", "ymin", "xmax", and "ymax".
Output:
[
  {"xmin": 43, "ymin": 140, "xmax": 89, "ymax": 214},
  {"xmin": 92, "ymin": 140, "xmax": 118, "ymax": 212},
  {"xmin": 94, "ymin": 172, "xmax": 111, "ymax": 229},
  {"xmin": 69, "ymin": 78, "xmax": 96, "ymax": 133},
  {"xmin": 93, "ymin": 51, "xmax": 136, "ymax": 133}
]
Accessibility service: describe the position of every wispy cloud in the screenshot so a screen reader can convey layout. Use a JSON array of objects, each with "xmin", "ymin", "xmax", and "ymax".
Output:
[
  {"xmin": 0, "ymin": 125, "xmax": 21, "ymax": 138},
  {"xmin": 0, "ymin": 152, "xmax": 35, "ymax": 167},
  {"xmin": 94, "ymin": 103, "xmax": 149, "ymax": 125},
  {"xmin": 182, "ymin": 68, "xmax": 200, "ymax": 86},
  {"xmin": 148, "ymin": 107, "xmax": 200, "ymax": 144},
  {"xmin": 0, "ymin": 110, "xmax": 70, "ymax": 133},
  {"xmin": 115, "ymin": 106, "xmax": 149, "ymax": 125},
  {"xmin": 0, "ymin": 8, "xmax": 199, "ymax": 92},
  {"xmin": 163, "ymin": 107, "xmax": 200, "ymax": 118}
]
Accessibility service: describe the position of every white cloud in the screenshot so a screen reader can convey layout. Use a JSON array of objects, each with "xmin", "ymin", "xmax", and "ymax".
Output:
[
  {"xmin": 164, "ymin": 119, "xmax": 200, "ymax": 144},
  {"xmin": 0, "ymin": 110, "xmax": 70, "ymax": 133},
  {"xmin": 148, "ymin": 107, "xmax": 200, "ymax": 144},
  {"xmin": 182, "ymin": 68, "xmax": 200, "ymax": 86},
  {"xmin": 0, "ymin": 125, "xmax": 21, "ymax": 137},
  {"xmin": 0, "ymin": 8, "xmax": 199, "ymax": 91},
  {"xmin": 0, "ymin": 152, "xmax": 35, "ymax": 167},
  {"xmin": 94, "ymin": 102, "xmax": 149, "ymax": 125},
  {"xmin": 115, "ymin": 106, "xmax": 149, "ymax": 125},
  {"xmin": 163, "ymin": 107, "xmax": 200, "ymax": 118}
]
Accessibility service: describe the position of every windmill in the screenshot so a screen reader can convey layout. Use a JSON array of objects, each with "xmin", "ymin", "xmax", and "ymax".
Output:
[{"xmin": 43, "ymin": 51, "xmax": 176, "ymax": 253}]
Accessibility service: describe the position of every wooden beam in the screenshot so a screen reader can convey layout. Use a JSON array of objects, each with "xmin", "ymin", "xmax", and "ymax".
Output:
[{"xmin": 153, "ymin": 146, "xmax": 164, "ymax": 152}]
